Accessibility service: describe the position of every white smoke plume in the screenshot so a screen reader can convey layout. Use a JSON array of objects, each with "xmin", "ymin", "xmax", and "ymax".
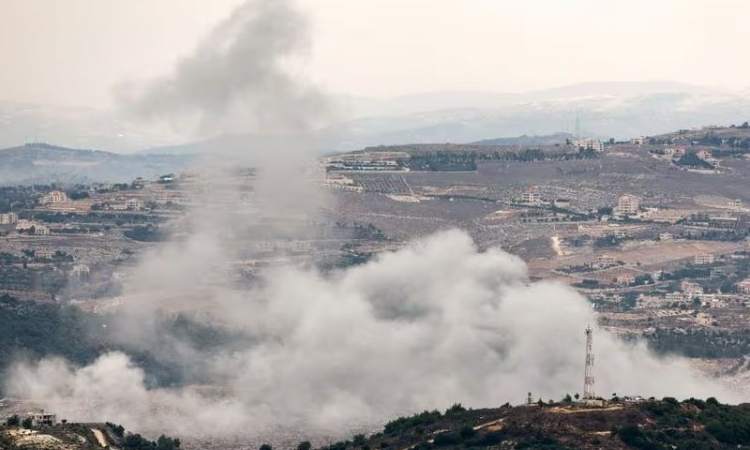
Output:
[
  {"xmin": 119, "ymin": 0, "xmax": 330, "ymax": 136},
  {"xmin": 7, "ymin": 230, "xmax": 739, "ymax": 442}
]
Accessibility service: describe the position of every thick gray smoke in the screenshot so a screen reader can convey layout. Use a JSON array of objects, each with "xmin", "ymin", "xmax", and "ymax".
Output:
[
  {"xmin": 4, "ymin": 0, "xmax": 743, "ymax": 445},
  {"xmin": 6, "ymin": 230, "xmax": 740, "ymax": 441},
  {"xmin": 119, "ymin": 0, "xmax": 330, "ymax": 136}
]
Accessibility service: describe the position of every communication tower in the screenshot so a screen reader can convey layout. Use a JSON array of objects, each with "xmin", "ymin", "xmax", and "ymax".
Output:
[{"xmin": 583, "ymin": 325, "xmax": 595, "ymax": 400}]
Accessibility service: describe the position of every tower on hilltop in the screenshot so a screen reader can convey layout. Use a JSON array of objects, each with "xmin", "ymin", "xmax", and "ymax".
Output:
[{"xmin": 583, "ymin": 325, "xmax": 595, "ymax": 400}]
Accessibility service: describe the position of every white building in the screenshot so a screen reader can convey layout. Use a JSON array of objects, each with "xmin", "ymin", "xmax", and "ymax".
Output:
[
  {"xmin": 659, "ymin": 232, "xmax": 674, "ymax": 241},
  {"xmin": 126, "ymin": 198, "xmax": 145, "ymax": 210},
  {"xmin": 615, "ymin": 194, "xmax": 640, "ymax": 216},
  {"xmin": 27, "ymin": 411, "xmax": 56, "ymax": 427},
  {"xmin": 34, "ymin": 224, "xmax": 50, "ymax": 236},
  {"xmin": 615, "ymin": 274, "xmax": 636, "ymax": 286},
  {"xmin": 694, "ymin": 253, "xmax": 715, "ymax": 265},
  {"xmin": 681, "ymin": 281, "xmax": 704, "ymax": 297},
  {"xmin": 0, "ymin": 212, "xmax": 17, "ymax": 224},
  {"xmin": 520, "ymin": 187, "xmax": 542, "ymax": 205},
  {"xmin": 41, "ymin": 190, "xmax": 68, "ymax": 204},
  {"xmin": 573, "ymin": 138, "xmax": 604, "ymax": 152},
  {"xmin": 736, "ymin": 279, "xmax": 750, "ymax": 294}
]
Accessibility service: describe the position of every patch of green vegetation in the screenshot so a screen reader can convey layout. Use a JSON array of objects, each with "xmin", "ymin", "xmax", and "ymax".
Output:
[
  {"xmin": 0, "ymin": 294, "xmax": 105, "ymax": 379},
  {"xmin": 384, "ymin": 410, "xmax": 442, "ymax": 435}
]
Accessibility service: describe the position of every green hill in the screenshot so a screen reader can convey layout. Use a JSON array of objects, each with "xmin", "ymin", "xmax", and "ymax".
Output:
[{"xmin": 313, "ymin": 398, "xmax": 750, "ymax": 450}]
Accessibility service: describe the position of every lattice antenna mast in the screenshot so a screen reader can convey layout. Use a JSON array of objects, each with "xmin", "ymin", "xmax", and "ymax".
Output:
[{"xmin": 583, "ymin": 325, "xmax": 595, "ymax": 400}]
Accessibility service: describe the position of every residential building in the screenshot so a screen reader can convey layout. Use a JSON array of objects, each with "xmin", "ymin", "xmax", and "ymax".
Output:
[
  {"xmin": 126, "ymin": 198, "xmax": 145, "ymax": 210},
  {"xmin": 27, "ymin": 411, "xmax": 56, "ymax": 427},
  {"xmin": 737, "ymin": 279, "xmax": 750, "ymax": 295},
  {"xmin": 615, "ymin": 194, "xmax": 640, "ymax": 216},
  {"xmin": 681, "ymin": 281, "xmax": 704, "ymax": 297},
  {"xmin": 41, "ymin": 190, "xmax": 68, "ymax": 204},
  {"xmin": 520, "ymin": 187, "xmax": 542, "ymax": 206},
  {"xmin": 658, "ymin": 232, "xmax": 673, "ymax": 241},
  {"xmin": 615, "ymin": 274, "xmax": 635, "ymax": 286},
  {"xmin": 665, "ymin": 292, "xmax": 685, "ymax": 302},
  {"xmin": 34, "ymin": 224, "xmax": 50, "ymax": 236},
  {"xmin": 694, "ymin": 253, "xmax": 715, "ymax": 265},
  {"xmin": 0, "ymin": 212, "xmax": 17, "ymax": 224},
  {"xmin": 573, "ymin": 138, "xmax": 604, "ymax": 152}
]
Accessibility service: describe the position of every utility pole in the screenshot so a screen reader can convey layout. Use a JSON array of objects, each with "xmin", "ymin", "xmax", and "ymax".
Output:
[{"xmin": 583, "ymin": 325, "xmax": 595, "ymax": 400}]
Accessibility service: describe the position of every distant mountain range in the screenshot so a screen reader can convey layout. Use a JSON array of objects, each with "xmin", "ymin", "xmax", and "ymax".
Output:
[
  {"xmin": 0, "ymin": 143, "xmax": 191, "ymax": 185},
  {"xmin": 329, "ymin": 82, "xmax": 750, "ymax": 150},
  {"xmin": 141, "ymin": 81, "xmax": 750, "ymax": 155},
  {"xmin": 471, "ymin": 132, "xmax": 573, "ymax": 146},
  {"xmin": 0, "ymin": 101, "xmax": 182, "ymax": 153},
  {"xmin": 2, "ymin": 81, "xmax": 749, "ymax": 159}
]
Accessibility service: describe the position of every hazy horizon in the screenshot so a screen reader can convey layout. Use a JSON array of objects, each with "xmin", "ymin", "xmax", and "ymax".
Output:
[{"xmin": 1, "ymin": 0, "xmax": 749, "ymax": 109}]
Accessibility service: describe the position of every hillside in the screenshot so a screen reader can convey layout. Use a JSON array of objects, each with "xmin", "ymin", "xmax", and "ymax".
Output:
[
  {"xmin": 318, "ymin": 398, "xmax": 750, "ymax": 450},
  {"xmin": 649, "ymin": 122, "xmax": 750, "ymax": 148},
  {"xmin": 0, "ymin": 143, "xmax": 192, "ymax": 185},
  {"xmin": 0, "ymin": 419, "xmax": 180, "ymax": 450}
]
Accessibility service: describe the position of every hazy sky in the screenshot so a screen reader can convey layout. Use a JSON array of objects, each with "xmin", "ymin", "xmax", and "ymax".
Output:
[{"xmin": 1, "ymin": 0, "xmax": 749, "ymax": 108}]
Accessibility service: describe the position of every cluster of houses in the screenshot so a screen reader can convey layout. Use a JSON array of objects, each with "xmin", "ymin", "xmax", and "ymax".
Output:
[{"xmin": 15, "ymin": 220, "xmax": 50, "ymax": 235}]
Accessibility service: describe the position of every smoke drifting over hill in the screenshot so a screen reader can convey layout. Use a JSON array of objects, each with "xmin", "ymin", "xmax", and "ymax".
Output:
[
  {"xmin": 3, "ymin": 0, "xmax": 742, "ymax": 445},
  {"xmin": 8, "ymin": 230, "xmax": 738, "ymax": 440}
]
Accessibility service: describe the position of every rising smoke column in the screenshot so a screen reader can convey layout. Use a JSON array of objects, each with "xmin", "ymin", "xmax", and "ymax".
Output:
[{"xmin": 120, "ymin": 0, "xmax": 330, "ymax": 135}]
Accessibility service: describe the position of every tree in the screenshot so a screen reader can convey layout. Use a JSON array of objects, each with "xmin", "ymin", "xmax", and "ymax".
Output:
[
  {"xmin": 5, "ymin": 415, "xmax": 19, "ymax": 426},
  {"xmin": 297, "ymin": 441, "xmax": 312, "ymax": 450},
  {"xmin": 260, "ymin": 444, "xmax": 273, "ymax": 450},
  {"xmin": 563, "ymin": 393, "xmax": 573, "ymax": 403},
  {"xmin": 459, "ymin": 426, "xmax": 476, "ymax": 439},
  {"xmin": 107, "ymin": 422, "xmax": 125, "ymax": 437},
  {"xmin": 156, "ymin": 435, "xmax": 181, "ymax": 450},
  {"xmin": 21, "ymin": 417, "xmax": 33, "ymax": 428},
  {"xmin": 353, "ymin": 435, "xmax": 367, "ymax": 447},
  {"xmin": 446, "ymin": 403, "xmax": 466, "ymax": 414},
  {"xmin": 574, "ymin": 393, "xmax": 580, "ymax": 400}
]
